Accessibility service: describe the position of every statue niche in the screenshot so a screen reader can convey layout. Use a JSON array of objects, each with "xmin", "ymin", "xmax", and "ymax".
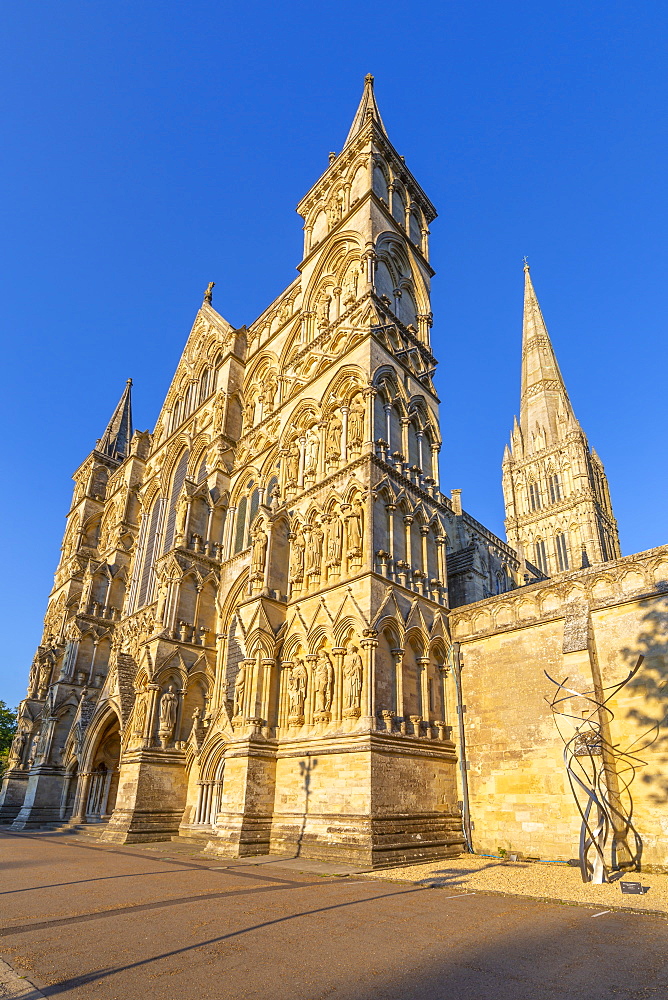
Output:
[
  {"xmin": 288, "ymin": 659, "xmax": 308, "ymax": 725},
  {"xmin": 326, "ymin": 412, "xmax": 342, "ymax": 466},
  {"xmin": 348, "ymin": 396, "xmax": 365, "ymax": 452},
  {"xmin": 313, "ymin": 651, "xmax": 334, "ymax": 721},
  {"xmin": 158, "ymin": 685, "xmax": 179, "ymax": 749},
  {"xmin": 304, "ymin": 523, "xmax": 324, "ymax": 582},
  {"xmin": 343, "ymin": 645, "xmax": 363, "ymax": 719},
  {"xmin": 325, "ymin": 514, "xmax": 343, "ymax": 577}
]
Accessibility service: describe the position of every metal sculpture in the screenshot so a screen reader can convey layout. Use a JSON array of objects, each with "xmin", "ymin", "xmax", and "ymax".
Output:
[{"xmin": 544, "ymin": 655, "xmax": 659, "ymax": 883}]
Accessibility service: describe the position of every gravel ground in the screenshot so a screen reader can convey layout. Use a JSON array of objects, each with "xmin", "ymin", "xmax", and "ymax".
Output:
[{"xmin": 365, "ymin": 854, "xmax": 668, "ymax": 914}]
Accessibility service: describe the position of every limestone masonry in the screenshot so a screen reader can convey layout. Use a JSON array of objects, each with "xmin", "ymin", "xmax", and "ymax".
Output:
[{"xmin": 2, "ymin": 77, "xmax": 666, "ymax": 868}]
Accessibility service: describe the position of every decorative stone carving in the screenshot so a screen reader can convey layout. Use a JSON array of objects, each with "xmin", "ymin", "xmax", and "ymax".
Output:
[
  {"xmin": 326, "ymin": 413, "xmax": 342, "ymax": 463},
  {"xmin": 8, "ymin": 728, "xmax": 28, "ymax": 767},
  {"xmin": 233, "ymin": 663, "xmax": 246, "ymax": 718},
  {"xmin": 290, "ymin": 528, "xmax": 305, "ymax": 584},
  {"xmin": 304, "ymin": 427, "xmax": 319, "ymax": 475},
  {"xmin": 286, "ymin": 440, "xmax": 300, "ymax": 484},
  {"xmin": 288, "ymin": 658, "xmax": 308, "ymax": 723},
  {"xmin": 133, "ymin": 687, "xmax": 148, "ymax": 737},
  {"xmin": 305, "ymin": 524, "xmax": 324, "ymax": 577},
  {"xmin": 345, "ymin": 502, "xmax": 363, "ymax": 562},
  {"xmin": 158, "ymin": 685, "xmax": 179, "ymax": 749},
  {"xmin": 313, "ymin": 651, "xmax": 334, "ymax": 719},
  {"xmin": 325, "ymin": 515, "xmax": 343, "ymax": 571},
  {"xmin": 343, "ymin": 646, "xmax": 363, "ymax": 718},
  {"xmin": 348, "ymin": 397, "xmax": 365, "ymax": 449},
  {"xmin": 251, "ymin": 521, "xmax": 268, "ymax": 580}
]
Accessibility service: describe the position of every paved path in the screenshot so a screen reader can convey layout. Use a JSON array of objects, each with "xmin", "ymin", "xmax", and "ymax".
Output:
[{"xmin": 0, "ymin": 831, "xmax": 666, "ymax": 1000}]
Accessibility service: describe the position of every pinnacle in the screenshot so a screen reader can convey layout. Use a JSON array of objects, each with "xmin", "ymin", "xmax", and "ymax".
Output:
[
  {"xmin": 344, "ymin": 73, "xmax": 387, "ymax": 147},
  {"xmin": 97, "ymin": 379, "xmax": 133, "ymax": 461}
]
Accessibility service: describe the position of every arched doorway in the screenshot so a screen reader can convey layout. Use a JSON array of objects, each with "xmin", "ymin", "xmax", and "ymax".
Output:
[{"xmin": 85, "ymin": 715, "xmax": 121, "ymax": 822}]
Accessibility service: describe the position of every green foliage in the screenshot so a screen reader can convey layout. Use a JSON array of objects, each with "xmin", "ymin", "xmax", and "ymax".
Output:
[{"xmin": 0, "ymin": 700, "xmax": 18, "ymax": 776}]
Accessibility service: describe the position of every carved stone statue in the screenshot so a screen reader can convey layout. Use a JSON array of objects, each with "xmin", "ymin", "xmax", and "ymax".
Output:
[
  {"xmin": 305, "ymin": 524, "xmax": 324, "ymax": 576},
  {"xmin": 8, "ymin": 728, "xmax": 28, "ymax": 766},
  {"xmin": 261, "ymin": 375, "xmax": 277, "ymax": 413},
  {"xmin": 288, "ymin": 659, "xmax": 308, "ymax": 719},
  {"xmin": 343, "ymin": 269, "xmax": 358, "ymax": 306},
  {"xmin": 133, "ymin": 689, "xmax": 148, "ymax": 736},
  {"xmin": 158, "ymin": 685, "xmax": 179, "ymax": 746},
  {"xmin": 290, "ymin": 528, "xmax": 305, "ymax": 582},
  {"xmin": 346, "ymin": 502, "xmax": 363, "ymax": 557},
  {"xmin": 27, "ymin": 656, "xmax": 39, "ymax": 698},
  {"xmin": 175, "ymin": 490, "xmax": 190, "ymax": 542},
  {"xmin": 304, "ymin": 427, "xmax": 319, "ymax": 474},
  {"xmin": 317, "ymin": 294, "xmax": 331, "ymax": 327},
  {"xmin": 325, "ymin": 516, "xmax": 343, "ymax": 569},
  {"xmin": 38, "ymin": 655, "xmax": 54, "ymax": 696},
  {"xmin": 286, "ymin": 440, "xmax": 300, "ymax": 483},
  {"xmin": 204, "ymin": 281, "xmax": 215, "ymax": 303},
  {"xmin": 326, "ymin": 413, "xmax": 342, "ymax": 461},
  {"xmin": 343, "ymin": 646, "xmax": 363, "ymax": 713},
  {"xmin": 244, "ymin": 398, "xmax": 255, "ymax": 430},
  {"xmin": 348, "ymin": 398, "xmax": 365, "ymax": 448},
  {"xmin": 251, "ymin": 522, "xmax": 268, "ymax": 578},
  {"xmin": 314, "ymin": 651, "xmax": 334, "ymax": 715},
  {"xmin": 233, "ymin": 663, "xmax": 246, "ymax": 717}
]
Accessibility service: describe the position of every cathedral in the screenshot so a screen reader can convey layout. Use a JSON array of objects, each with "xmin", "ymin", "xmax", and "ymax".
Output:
[{"xmin": 3, "ymin": 77, "xmax": 667, "ymax": 869}]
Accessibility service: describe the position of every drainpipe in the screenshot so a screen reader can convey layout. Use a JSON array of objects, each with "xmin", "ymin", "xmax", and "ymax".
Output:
[{"xmin": 452, "ymin": 641, "xmax": 473, "ymax": 853}]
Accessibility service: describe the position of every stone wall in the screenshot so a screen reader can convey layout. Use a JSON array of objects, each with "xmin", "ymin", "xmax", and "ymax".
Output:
[{"xmin": 450, "ymin": 544, "xmax": 668, "ymax": 868}]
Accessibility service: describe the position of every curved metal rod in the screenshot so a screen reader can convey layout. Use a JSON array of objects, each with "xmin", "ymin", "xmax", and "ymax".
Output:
[{"xmin": 544, "ymin": 656, "xmax": 658, "ymax": 883}]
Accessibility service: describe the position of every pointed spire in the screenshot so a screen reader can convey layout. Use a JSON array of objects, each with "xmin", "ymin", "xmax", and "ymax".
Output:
[
  {"xmin": 344, "ymin": 73, "xmax": 387, "ymax": 147},
  {"xmin": 98, "ymin": 379, "xmax": 133, "ymax": 461},
  {"xmin": 520, "ymin": 263, "xmax": 574, "ymax": 447}
]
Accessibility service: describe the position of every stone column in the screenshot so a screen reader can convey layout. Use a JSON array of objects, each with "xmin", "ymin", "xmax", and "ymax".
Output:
[
  {"xmin": 404, "ymin": 515, "xmax": 413, "ymax": 571},
  {"xmin": 420, "ymin": 525, "xmax": 429, "ymax": 577},
  {"xmin": 145, "ymin": 683, "xmax": 161, "ymax": 748},
  {"xmin": 340, "ymin": 406, "xmax": 349, "ymax": 463},
  {"xmin": 418, "ymin": 657, "xmax": 431, "ymax": 723},
  {"xmin": 391, "ymin": 647, "xmax": 404, "ymax": 722},
  {"xmin": 361, "ymin": 631, "xmax": 378, "ymax": 728},
  {"xmin": 259, "ymin": 657, "xmax": 275, "ymax": 724},
  {"xmin": 439, "ymin": 665, "xmax": 451, "ymax": 724},
  {"xmin": 431, "ymin": 444, "xmax": 440, "ymax": 488},
  {"xmin": 222, "ymin": 506, "xmax": 235, "ymax": 559},
  {"xmin": 277, "ymin": 661, "xmax": 292, "ymax": 731},
  {"xmin": 332, "ymin": 647, "xmax": 346, "ymax": 723},
  {"xmin": 305, "ymin": 654, "xmax": 317, "ymax": 727},
  {"xmin": 362, "ymin": 385, "xmax": 375, "ymax": 451},
  {"xmin": 298, "ymin": 436, "xmax": 306, "ymax": 488}
]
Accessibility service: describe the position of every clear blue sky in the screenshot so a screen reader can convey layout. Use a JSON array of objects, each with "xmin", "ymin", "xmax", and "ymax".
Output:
[{"xmin": 1, "ymin": 2, "xmax": 666, "ymax": 708}]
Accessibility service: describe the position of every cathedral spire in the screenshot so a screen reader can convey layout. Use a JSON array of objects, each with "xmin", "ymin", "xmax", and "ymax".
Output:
[
  {"xmin": 97, "ymin": 379, "xmax": 133, "ymax": 461},
  {"xmin": 343, "ymin": 73, "xmax": 387, "ymax": 147},
  {"xmin": 520, "ymin": 263, "xmax": 574, "ymax": 448},
  {"xmin": 503, "ymin": 264, "xmax": 621, "ymax": 576}
]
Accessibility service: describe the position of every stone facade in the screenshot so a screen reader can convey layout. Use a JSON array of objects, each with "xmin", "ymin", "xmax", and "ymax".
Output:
[
  {"xmin": 2, "ymin": 76, "xmax": 665, "ymax": 870},
  {"xmin": 450, "ymin": 545, "xmax": 668, "ymax": 867}
]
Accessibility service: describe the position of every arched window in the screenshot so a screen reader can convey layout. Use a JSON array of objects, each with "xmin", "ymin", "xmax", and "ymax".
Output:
[
  {"xmin": 555, "ymin": 532, "xmax": 569, "ymax": 571},
  {"xmin": 198, "ymin": 369, "xmax": 211, "ymax": 405},
  {"xmin": 548, "ymin": 473, "xmax": 562, "ymax": 504},
  {"xmin": 232, "ymin": 481, "xmax": 259, "ymax": 554},
  {"xmin": 136, "ymin": 496, "xmax": 164, "ymax": 609},
  {"xmin": 529, "ymin": 481, "xmax": 542, "ymax": 511},
  {"xmin": 533, "ymin": 539, "xmax": 548, "ymax": 575},
  {"xmin": 163, "ymin": 450, "xmax": 189, "ymax": 553}
]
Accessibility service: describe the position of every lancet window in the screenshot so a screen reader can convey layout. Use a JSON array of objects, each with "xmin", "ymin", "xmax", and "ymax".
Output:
[
  {"xmin": 233, "ymin": 481, "xmax": 259, "ymax": 555},
  {"xmin": 555, "ymin": 532, "xmax": 569, "ymax": 572}
]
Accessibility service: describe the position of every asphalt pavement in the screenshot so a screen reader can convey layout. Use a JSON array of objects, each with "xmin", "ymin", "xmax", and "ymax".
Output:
[{"xmin": 0, "ymin": 830, "xmax": 666, "ymax": 1000}]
